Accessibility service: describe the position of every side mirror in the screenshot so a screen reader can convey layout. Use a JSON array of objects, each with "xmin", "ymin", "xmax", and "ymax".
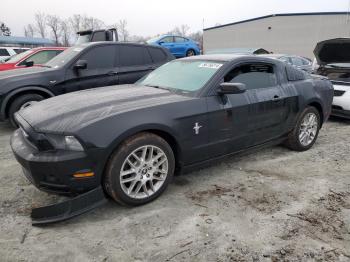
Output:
[
  {"xmin": 74, "ymin": 60, "xmax": 87, "ymax": 70},
  {"xmin": 218, "ymin": 82, "xmax": 246, "ymax": 95},
  {"xmin": 25, "ymin": 61, "xmax": 34, "ymax": 67},
  {"xmin": 158, "ymin": 41, "xmax": 164, "ymax": 45}
]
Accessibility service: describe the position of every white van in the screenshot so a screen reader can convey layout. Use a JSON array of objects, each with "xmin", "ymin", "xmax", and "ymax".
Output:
[{"xmin": 0, "ymin": 47, "xmax": 30, "ymax": 62}]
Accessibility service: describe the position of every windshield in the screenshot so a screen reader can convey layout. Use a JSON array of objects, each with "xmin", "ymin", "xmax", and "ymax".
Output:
[
  {"xmin": 137, "ymin": 60, "xmax": 223, "ymax": 92},
  {"xmin": 45, "ymin": 46, "xmax": 83, "ymax": 68},
  {"xmin": 5, "ymin": 50, "xmax": 32, "ymax": 63}
]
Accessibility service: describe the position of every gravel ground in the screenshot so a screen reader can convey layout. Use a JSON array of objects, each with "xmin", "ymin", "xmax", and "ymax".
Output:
[{"xmin": 0, "ymin": 119, "xmax": 350, "ymax": 262}]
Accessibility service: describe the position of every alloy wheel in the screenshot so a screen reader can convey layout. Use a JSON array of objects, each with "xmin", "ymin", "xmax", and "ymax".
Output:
[
  {"xmin": 298, "ymin": 112, "xmax": 318, "ymax": 146},
  {"xmin": 120, "ymin": 145, "xmax": 168, "ymax": 199}
]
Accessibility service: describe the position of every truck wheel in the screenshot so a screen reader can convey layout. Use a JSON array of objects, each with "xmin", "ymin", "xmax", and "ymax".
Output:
[
  {"xmin": 9, "ymin": 94, "xmax": 44, "ymax": 127},
  {"xmin": 104, "ymin": 132, "xmax": 175, "ymax": 206},
  {"xmin": 285, "ymin": 106, "xmax": 320, "ymax": 151}
]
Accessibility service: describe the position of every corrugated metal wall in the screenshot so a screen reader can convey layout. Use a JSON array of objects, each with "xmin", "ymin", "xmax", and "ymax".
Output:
[{"xmin": 203, "ymin": 14, "xmax": 350, "ymax": 58}]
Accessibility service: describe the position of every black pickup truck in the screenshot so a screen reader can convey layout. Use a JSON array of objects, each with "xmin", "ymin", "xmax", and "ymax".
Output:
[
  {"xmin": 0, "ymin": 42, "xmax": 174, "ymax": 126},
  {"xmin": 11, "ymin": 54, "xmax": 333, "ymax": 208}
]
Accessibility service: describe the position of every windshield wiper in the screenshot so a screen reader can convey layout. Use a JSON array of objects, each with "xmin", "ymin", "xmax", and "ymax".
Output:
[
  {"xmin": 144, "ymin": 84, "xmax": 170, "ymax": 91},
  {"xmin": 40, "ymin": 65, "xmax": 52, "ymax": 68}
]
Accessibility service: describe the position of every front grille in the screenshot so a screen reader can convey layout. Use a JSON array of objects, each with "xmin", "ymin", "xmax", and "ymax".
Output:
[{"xmin": 334, "ymin": 90, "xmax": 345, "ymax": 97}]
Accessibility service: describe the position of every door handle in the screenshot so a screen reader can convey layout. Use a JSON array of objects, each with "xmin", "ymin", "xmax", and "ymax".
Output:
[{"xmin": 107, "ymin": 71, "xmax": 118, "ymax": 76}]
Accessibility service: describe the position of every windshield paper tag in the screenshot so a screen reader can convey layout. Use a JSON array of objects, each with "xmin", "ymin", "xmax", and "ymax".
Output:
[{"xmin": 199, "ymin": 63, "xmax": 222, "ymax": 69}]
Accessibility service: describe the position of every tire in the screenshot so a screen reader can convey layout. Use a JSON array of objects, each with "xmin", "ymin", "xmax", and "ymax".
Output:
[
  {"xmin": 285, "ymin": 106, "xmax": 321, "ymax": 151},
  {"xmin": 104, "ymin": 132, "xmax": 175, "ymax": 206},
  {"xmin": 186, "ymin": 49, "xmax": 195, "ymax": 57},
  {"xmin": 9, "ymin": 94, "xmax": 44, "ymax": 127}
]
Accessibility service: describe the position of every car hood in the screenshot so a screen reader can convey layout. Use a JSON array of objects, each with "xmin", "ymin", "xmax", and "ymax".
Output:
[
  {"xmin": 314, "ymin": 38, "xmax": 350, "ymax": 66},
  {"xmin": 0, "ymin": 63, "xmax": 16, "ymax": 71},
  {"xmin": 0, "ymin": 66, "xmax": 49, "ymax": 80},
  {"xmin": 17, "ymin": 84, "xmax": 193, "ymax": 133}
]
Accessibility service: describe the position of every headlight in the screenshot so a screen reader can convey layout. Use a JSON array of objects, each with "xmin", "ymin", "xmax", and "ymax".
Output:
[{"xmin": 46, "ymin": 134, "xmax": 84, "ymax": 151}]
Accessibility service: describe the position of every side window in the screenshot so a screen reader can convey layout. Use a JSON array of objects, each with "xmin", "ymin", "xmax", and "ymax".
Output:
[
  {"xmin": 160, "ymin": 36, "xmax": 174, "ymax": 43},
  {"xmin": 79, "ymin": 46, "xmax": 115, "ymax": 69},
  {"xmin": 14, "ymin": 49, "xmax": 26, "ymax": 54},
  {"xmin": 174, "ymin": 37, "xmax": 186, "ymax": 43},
  {"xmin": 119, "ymin": 45, "xmax": 152, "ymax": 66},
  {"xmin": 19, "ymin": 50, "xmax": 60, "ymax": 65},
  {"xmin": 224, "ymin": 64, "xmax": 277, "ymax": 90},
  {"xmin": 148, "ymin": 47, "xmax": 167, "ymax": 63},
  {"xmin": 0, "ymin": 48, "xmax": 10, "ymax": 56}
]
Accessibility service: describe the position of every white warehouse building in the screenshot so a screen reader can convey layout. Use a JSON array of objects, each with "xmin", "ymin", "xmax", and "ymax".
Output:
[{"xmin": 203, "ymin": 12, "xmax": 350, "ymax": 58}]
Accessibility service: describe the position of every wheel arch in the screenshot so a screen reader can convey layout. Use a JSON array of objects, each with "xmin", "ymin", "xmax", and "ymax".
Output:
[
  {"xmin": 307, "ymin": 101, "xmax": 324, "ymax": 125},
  {"xmin": 2, "ymin": 86, "xmax": 54, "ymax": 119},
  {"xmin": 102, "ymin": 125, "xmax": 184, "ymax": 181}
]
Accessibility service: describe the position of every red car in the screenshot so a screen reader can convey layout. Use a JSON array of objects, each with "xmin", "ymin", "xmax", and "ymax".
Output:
[{"xmin": 0, "ymin": 47, "xmax": 66, "ymax": 71}]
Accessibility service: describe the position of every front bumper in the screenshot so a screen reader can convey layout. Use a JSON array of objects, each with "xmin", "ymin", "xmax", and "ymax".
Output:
[
  {"xmin": 331, "ymin": 107, "xmax": 350, "ymax": 119},
  {"xmin": 10, "ymin": 129, "xmax": 100, "ymax": 194},
  {"xmin": 331, "ymin": 84, "xmax": 350, "ymax": 119}
]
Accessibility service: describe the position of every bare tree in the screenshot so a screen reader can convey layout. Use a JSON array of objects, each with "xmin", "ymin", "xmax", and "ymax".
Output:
[
  {"xmin": 81, "ymin": 16, "xmax": 105, "ymax": 31},
  {"xmin": 178, "ymin": 24, "xmax": 190, "ymax": 36},
  {"xmin": 0, "ymin": 22, "xmax": 11, "ymax": 36},
  {"xmin": 34, "ymin": 12, "xmax": 47, "ymax": 38},
  {"xmin": 117, "ymin": 19, "xmax": 129, "ymax": 41},
  {"xmin": 46, "ymin": 15, "xmax": 62, "ymax": 45},
  {"xmin": 24, "ymin": 24, "xmax": 35, "ymax": 37},
  {"xmin": 60, "ymin": 19, "xmax": 72, "ymax": 46},
  {"xmin": 69, "ymin": 14, "xmax": 82, "ymax": 39}
]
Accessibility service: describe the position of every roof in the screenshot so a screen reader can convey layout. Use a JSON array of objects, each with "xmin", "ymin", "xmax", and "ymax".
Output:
[
  {"xmin": 205, "ymin": 48, "xmax": 270, "ymax": 55},
  {"xmin": 182, "ymin": 54, "xmax": 255, "ymax": 62},
  {"xmin": 204, "ymin": 12, "xmax": 350, "ymax": 31},
  {"xmin": 0, "ymin": 36, "xmax": 54, "ymax": 45}
]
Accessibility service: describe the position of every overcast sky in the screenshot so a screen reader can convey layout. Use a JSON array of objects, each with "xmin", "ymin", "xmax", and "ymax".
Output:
[{"xmin": 2, "ymin": 0, "xmax": 350, "ymax": 37}]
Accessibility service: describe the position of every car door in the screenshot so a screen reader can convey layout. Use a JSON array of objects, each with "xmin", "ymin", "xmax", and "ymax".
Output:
[
  {"xmin": 158, "ymin": 36, "xmax": 176, "ymax": 55},
  {"xmin": 63, "ymin": 45, "xmax": 118, "ymax": 92},
  {"xmin": 174, "ymin": 37, "xmax": 188, "ymax": 56},
  {"xmin": 206, "ymin": 62, "xmax": 290, "ymax": 158},
  {"xmin": 117, "ymin": 45, "xmax": 154, "ymax": 84},
  {"xmin": 227, "ymin": 63, "xmax": 290, "ymax": 145}
]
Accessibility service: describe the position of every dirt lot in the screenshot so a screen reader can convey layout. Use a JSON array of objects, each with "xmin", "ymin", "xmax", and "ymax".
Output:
[{"xmin": 1, "ymin": 119, "xmax": 350, "ymax": 262}]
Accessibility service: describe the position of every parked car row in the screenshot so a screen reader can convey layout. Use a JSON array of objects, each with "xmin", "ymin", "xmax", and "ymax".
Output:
[{"xmin": 0, "ymin": 35, "xmax": 347, "ymax": 223}]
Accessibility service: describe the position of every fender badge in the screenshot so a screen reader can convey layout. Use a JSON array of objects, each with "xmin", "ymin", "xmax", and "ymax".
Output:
[
  {"xmin": 49, "ymin": 80, "xmax": 57, "ymax": 84},
  {"xmin": 193, "ymin": 122, "xmax": 202, "ymax": 135}
]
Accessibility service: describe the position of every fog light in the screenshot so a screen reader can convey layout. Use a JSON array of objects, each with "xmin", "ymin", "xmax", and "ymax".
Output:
[{"xmin": 73, "ymin": 172, "xmax": 95, "ymax": 178}]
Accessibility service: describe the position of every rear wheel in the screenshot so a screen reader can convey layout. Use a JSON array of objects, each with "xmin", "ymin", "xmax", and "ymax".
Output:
[
  {"xmin": 285, "ymin": 106, "xmax": 320, "ymax": 151},
  {"xmin": 104, "ymin": 132, "xmax": 175, "ymax": 206},
  {"xmin": 186, "ymin": 49, "xmax": 195, "ymax": 57},
  {"xmin": 8, "ymin": 94, "xmax": 44, "ymax": 127}
]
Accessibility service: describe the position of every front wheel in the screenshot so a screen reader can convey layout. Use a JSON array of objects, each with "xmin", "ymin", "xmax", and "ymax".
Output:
[
  {"xmin": 285, "ymin": 106, "xmax": 321, "ymax": 151},
  {"xmin": 104, "ymin": 132, "xmax": 175, "ymax": 206},
  {"xmin": 186, "ymin": 49, "xmax": 196, "ymax": 57},
  {"xmin": 8, "ymin": 94, "xmax": 44, "ymax": 127}
]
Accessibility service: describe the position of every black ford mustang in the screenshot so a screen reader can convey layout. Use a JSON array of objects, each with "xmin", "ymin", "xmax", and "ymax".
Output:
[{"xmin": 11, "ymin": 55, "xmax": 333, "ymax": 206}]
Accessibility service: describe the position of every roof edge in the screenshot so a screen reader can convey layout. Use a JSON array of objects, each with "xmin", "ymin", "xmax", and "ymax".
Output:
[{"xmin": 204, "ymin": 12, "xmax": 350, "ymax": 31}]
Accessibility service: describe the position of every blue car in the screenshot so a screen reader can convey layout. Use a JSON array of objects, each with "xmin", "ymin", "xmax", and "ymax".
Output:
[{"xmin": 147, "ymin": 35, "xmax": 200, "ymax": 58}]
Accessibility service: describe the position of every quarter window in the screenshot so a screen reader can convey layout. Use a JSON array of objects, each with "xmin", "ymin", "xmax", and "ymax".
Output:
[{"xmin": 224, "ymin": 64, "xmax": 277, "ymax": 90}]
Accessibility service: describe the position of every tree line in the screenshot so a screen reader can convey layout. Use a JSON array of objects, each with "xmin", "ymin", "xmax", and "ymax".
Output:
[{"xmin": 2, "ymin": 13, "xmax": 203, "ymax": 47}]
